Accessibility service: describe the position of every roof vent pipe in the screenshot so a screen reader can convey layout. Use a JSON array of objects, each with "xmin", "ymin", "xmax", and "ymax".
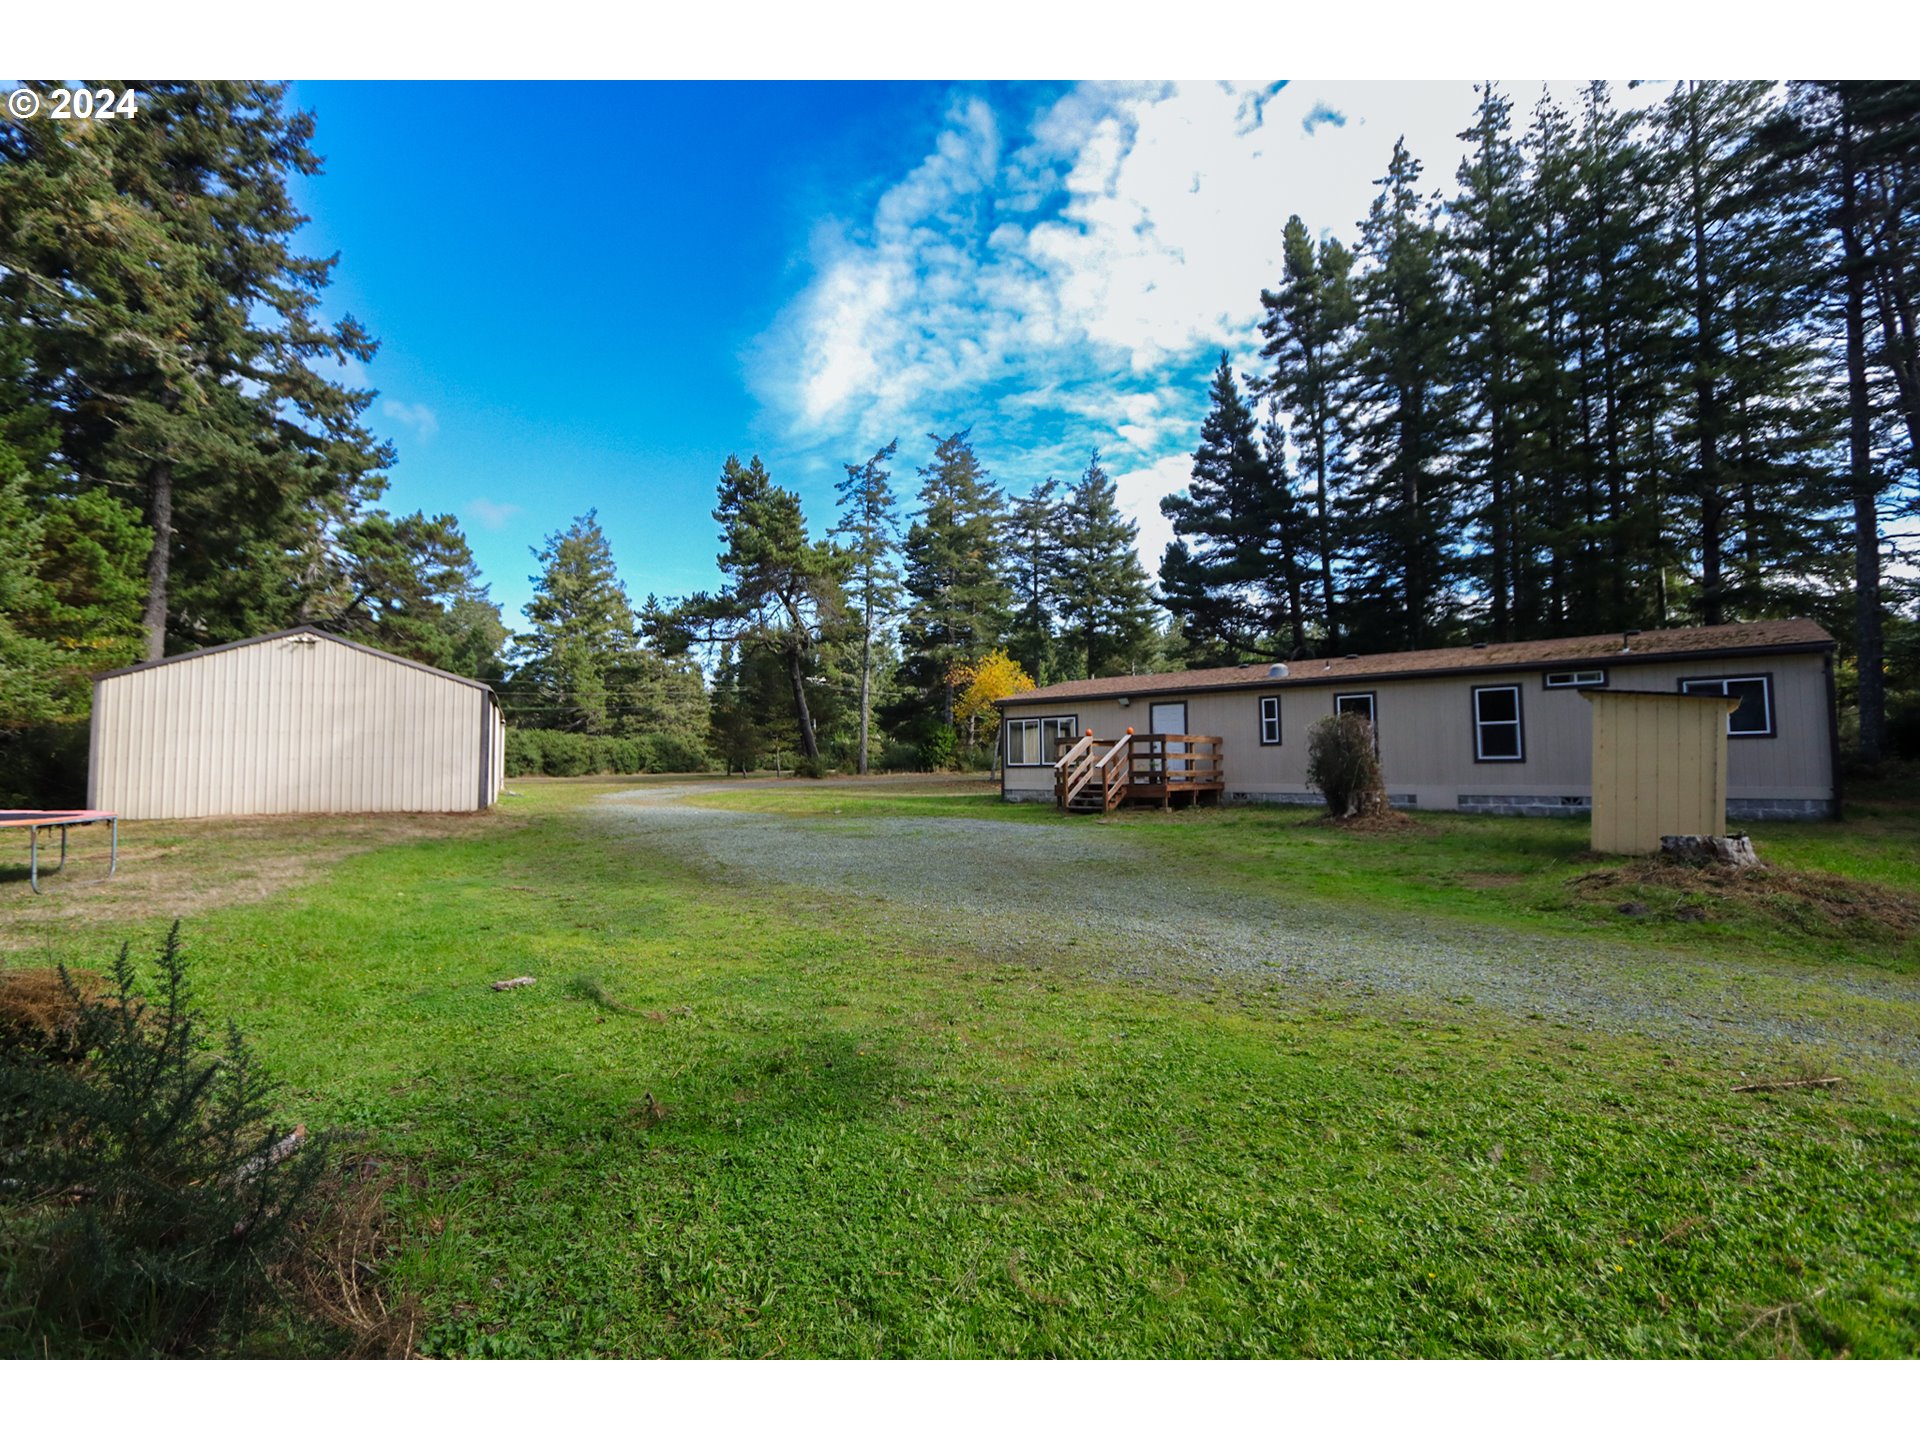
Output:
[{"xmin": 1622, "ymin": 628, "xmax": 1643, "ymax": 653}]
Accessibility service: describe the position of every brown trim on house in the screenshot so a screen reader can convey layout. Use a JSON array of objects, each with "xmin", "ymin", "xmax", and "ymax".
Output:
[
  {"xmin": 1677, "ymin": 671, "xmax": 1777, "ymax": 739},
  {"xmin": 995, "ymin": 638, "xmax": 1834, "ymax": 708},
  {"xmin": 1471, "ymin": 683, "xmax": 1526, "ymax": 763}
]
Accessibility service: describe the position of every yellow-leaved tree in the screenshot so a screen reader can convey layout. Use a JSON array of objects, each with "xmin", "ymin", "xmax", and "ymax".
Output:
[{"xmin": 949, "ymin": 649, "xmax": 1036, "ymax": 759}]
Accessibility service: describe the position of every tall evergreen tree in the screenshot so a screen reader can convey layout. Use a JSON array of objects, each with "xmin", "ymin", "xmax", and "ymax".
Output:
[
  {"xmin": 1260, "ymin": 217, "xmax": 1356, "ymax": 649},
  {"xmin": 831, "ymin": 440, "xmax": 901, "ymax": 774},
  {"xmin": 511, "ymin": 512, "xmax": 641, "ymax": 735},
  {"xmin": 1002, "ymin": 477, "xmax": 1063, "ymax": 684},
  {"xmin": 1448, "ymin": 84, "xmax": 1534, "ymax": 641},
  {"xmin": 0, "ymin": 83, "xmax": 391, "ymax": 659},
  {"xmin": 1160, "ymin": 353, "xmax": 1274, "ymax": 658},
  {"xmin": 898, "ymin": 429, "xmax": 1009, "ymax": 731},
  {"xmin": 1056, "ymin": 451, "xmax": 1157, "ymax": 678},
  {"xmin": 1656, "ymin": 80, "xmax": 1832, "ymax": 625},
  {"xmin": 660, "ymin": 457, "xmax": 845, "ymax": 763},
  {"xmin": 1339, "ymin": 138, "xmax": 1467, "ymax": 651}
]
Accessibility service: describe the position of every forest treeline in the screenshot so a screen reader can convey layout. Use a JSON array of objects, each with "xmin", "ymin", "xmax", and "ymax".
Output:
[{"xmin": 3, "ymin": 82, "xmax": 1917, "ymax": 800}]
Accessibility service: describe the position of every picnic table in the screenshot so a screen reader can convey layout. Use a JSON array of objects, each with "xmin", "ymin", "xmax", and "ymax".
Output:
[{"xmin": 0, "ymin": 809, "xmax": 119, "ymax": 895}]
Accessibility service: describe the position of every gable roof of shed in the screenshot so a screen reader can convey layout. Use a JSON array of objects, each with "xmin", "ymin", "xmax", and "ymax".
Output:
[
  {"xmin": 93, "ymin": 625, "xmax": 498, "ymax": 696},
  {"xmin": 999, "ymin": 618, "xmax": 1833, "ymax": 706}
]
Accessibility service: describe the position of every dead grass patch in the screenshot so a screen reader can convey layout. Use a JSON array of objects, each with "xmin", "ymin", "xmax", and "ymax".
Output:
[
  {"xmin": 0, "ymin": 808, "xmax": 523, "ymax": 947},
  {"xmin": 1307, "ymin": 809, "xmax": 1427, "ymax": 835},
  {"xmin": 0, "ymin": 966, "xmax": 105, "ymax": 1060},
  {"xmin": 1568, "ymin": 858, "xmax": 1920, "ymax": 941},
  {"xmin": 278, "ymin": 1157, "xmax": 425, "ymax": 1359}
]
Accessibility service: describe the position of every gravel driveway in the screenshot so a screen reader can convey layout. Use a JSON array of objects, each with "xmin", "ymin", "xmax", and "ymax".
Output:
[{"xmin": 593, "ymin": 783, "xmax": 1920, "ymax": 1075}]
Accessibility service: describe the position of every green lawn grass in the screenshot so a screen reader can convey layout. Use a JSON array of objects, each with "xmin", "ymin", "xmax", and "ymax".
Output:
[{"xmin": 5, "ymin": 780, "xmax": 1918, "ymax": 1357}]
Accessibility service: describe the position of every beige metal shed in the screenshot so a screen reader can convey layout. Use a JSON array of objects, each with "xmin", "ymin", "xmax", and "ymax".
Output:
[
  {"xmin": 1583, "ymin": 690, "xmax": 1739, "ymax": 854},
  {"xmin": 89, "ymin": 627, "xmax": 505, "ymax": 820}
]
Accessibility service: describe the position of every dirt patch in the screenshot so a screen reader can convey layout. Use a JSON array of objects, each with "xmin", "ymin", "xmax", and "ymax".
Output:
[
  {"xmin": 1569, "ymin": 859, "xmax": 1920, "ymax": 942},
  {"xmin": 1307, "ymin": 809, "xmax": 1427, "ymax": 835},
  {"xmin": 1460, "ymin": 872, "xmax": 1526, "ymax": 889},
  {"xmin": 0, "ymin": 808, "xmax": 522, "ymax": 946}
]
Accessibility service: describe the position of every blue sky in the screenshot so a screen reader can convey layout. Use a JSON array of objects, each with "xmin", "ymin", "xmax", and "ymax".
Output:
[{"xmin": 286, "ymin": 80, "xmax": 1656, "ymax": 629}]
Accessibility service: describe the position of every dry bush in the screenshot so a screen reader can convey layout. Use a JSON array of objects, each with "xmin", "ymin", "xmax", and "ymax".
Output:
[
  {"xmin": 1306, "ymin": 712, "xmax": 1391, "ymax": 820},
  {"xmin": 0, "ymin": 968, "xmax": 107, "ymax": 1062},
  {"xmin": 278, "ymin": 1158, "xmax": 424, "ymax": 1359}
]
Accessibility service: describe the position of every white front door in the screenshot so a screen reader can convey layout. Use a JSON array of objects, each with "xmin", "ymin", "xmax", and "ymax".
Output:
[{"xmin": 1148, "ymin": 702, "xmax": 1187, "ymax": 773}]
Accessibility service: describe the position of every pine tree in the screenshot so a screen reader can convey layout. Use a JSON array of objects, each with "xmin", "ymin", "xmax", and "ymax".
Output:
[
  {"xmin": 1448, "ymin": 84, "xmax": 1534, "ymax": 641},
  {"xmin": 1772, "ymin": 82, "xmax": 1920, "ymax": 761},
  {"xmin": 1002, "ymin": 478, "xmax": 1062, "ymax": 684},
  {"xmin": 1160, "ymin": 353, "xmax": 1274, "ymax": 658},
  {"xmin": 1056, "ymin": 451, "xmax": 1157, "ymax": 678},
  {"xmin": 1655, "ymin": 81, "xmax": 1832, "ymax": 626},
  {"xmin": 0, "ymin": 83, "xmax": 391, "ymax": 660},
  {"xmin": 512, "ymin": 512, "xmax": 640, "ymax": 735},
  {"xmin": 831, "ymin": 440, "xmax": 901, "ymax": 774},
  {"xmin": 660, "ymin": 457, "xmax": 845, "ymax": 763},
  {"xmin": 1260, "ymin": 217, "xmax": 1356, "ymax": 649},
  {"xmin": 1339, "ymin": 138, "xmax": 1467, "ymax": 651},
  {"xmin": 898, "ymin": 430, "xmax": 1009, "ymax": 731}
]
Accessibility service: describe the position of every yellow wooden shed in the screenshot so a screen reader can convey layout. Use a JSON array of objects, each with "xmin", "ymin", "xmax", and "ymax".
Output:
[{"xmin": 1583, "ymin": 690, "xmax": 1740, "ymax": 854}]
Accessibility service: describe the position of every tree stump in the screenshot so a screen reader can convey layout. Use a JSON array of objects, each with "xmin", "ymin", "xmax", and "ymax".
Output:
[{"xmin": 1659, "ymin": 833, "xmax": 1761, "ymax": 867}]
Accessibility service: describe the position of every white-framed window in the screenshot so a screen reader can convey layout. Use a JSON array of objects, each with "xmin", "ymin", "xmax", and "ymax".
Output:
[
  {"xmin": 1472, "ymin": 684, "xmax": 1525, "ymax": 762},
  {"xmin": 1680, "ymin": 675, "xmax": 1774, "ymax": 738},
  {"xmin": 1258, "ymin": 695, "xmax": 1281, "ymax": 746},
  {"xmin": 1333, "ymin": 692, "xmax": 1377, "ymax": 751},
  {"xmin": 1543, "ymin": 668, "xmax": 1607, "ymax": 689},
  {"xmin": 1005, "ymin": 714, "xmax": 1080, "ymax": 766}
]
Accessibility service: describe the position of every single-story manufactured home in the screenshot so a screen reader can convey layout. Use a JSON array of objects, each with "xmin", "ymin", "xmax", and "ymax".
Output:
[
  {"xmin": 995, "ymin": 619, "xmax": 1837, "ymax": 820},
  {"xmin": 90, "ymin": 626, "xmax": 505, "ymax": 819}
]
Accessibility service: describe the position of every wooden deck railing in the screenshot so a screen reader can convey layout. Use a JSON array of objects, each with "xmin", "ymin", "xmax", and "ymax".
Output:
[{"xmin": 1052, "ymin": 732, "xmax": 1224, "ymax": 812}]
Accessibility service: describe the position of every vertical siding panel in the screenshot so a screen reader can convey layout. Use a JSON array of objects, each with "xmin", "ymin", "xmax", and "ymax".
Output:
[{"xmin": 91, "ymin": 632, "xmax": 495, "ymax": 819}]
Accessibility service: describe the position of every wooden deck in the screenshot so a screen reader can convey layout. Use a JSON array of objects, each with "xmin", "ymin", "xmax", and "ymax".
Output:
[{"xmin": 1053, "ymin": 733, "xmax": 1224, "ymax": 814}]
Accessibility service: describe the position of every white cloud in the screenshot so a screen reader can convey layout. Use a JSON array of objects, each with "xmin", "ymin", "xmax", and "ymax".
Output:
[
  {"xmin": 466, "ymin": 497, "xmax": 521, "ymax": 531},
  {"xmin": 382, "ymin": 398, "xmax": 440, "ymax": 440},
  {"xmin": 755, "ymin": 80, "xmax": 1668, "ymax": 570}
]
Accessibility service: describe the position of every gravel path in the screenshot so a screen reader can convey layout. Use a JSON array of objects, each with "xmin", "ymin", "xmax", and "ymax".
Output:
[{"xmin": 592, "ymin": 783, "xmax": 1920, "ymax": 1074}]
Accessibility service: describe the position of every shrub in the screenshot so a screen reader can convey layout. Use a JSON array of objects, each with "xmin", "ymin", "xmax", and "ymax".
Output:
[
  {"xmin": 876, "ymin": 740, "xmax": 924, "ymax": 773},
  {"xmin": 0, "ymin": 924, "xmax": 328, "ymax": 1356},
  {"xmin": 503, "ymin": 728, "xmax": 545, "ymax": 777},
  {"xmin": 918, "ymin": 724, "xmax": 958, "ymax": 772},
  {"xmin": 503, "ymin": 728, "xmax": 711, "ymax": 778},
  {"xmin": 648, "ymin": 736, "xmax": 711, "ymax": 774},
  {"xmin": 0, "ymin": 723, "xmax": 89, "ymax": 809},
  {"xmin": 1888, "ymin": 690, "xmax": 1920, "ymax": 761},
  {"xmin": 791, "ymin": 754, "xmax": 831, "ymax": 779},
  {"xmin": 1305, "ymin": 712, "xmax": 1389, "ymax": 819}
]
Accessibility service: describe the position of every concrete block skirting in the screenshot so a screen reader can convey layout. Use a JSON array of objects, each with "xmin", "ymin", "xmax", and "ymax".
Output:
[
  {"xmin": 1726, "ymin": 797, "xmax": 1834, "ymax": 821},
  {"xmin": 1456, "ymin": 794, "xmax": 1593, "ymax": 818},
  {"xmin": 1227, "ymin": 791, "xmax": 1419, "ymax": 808}
]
